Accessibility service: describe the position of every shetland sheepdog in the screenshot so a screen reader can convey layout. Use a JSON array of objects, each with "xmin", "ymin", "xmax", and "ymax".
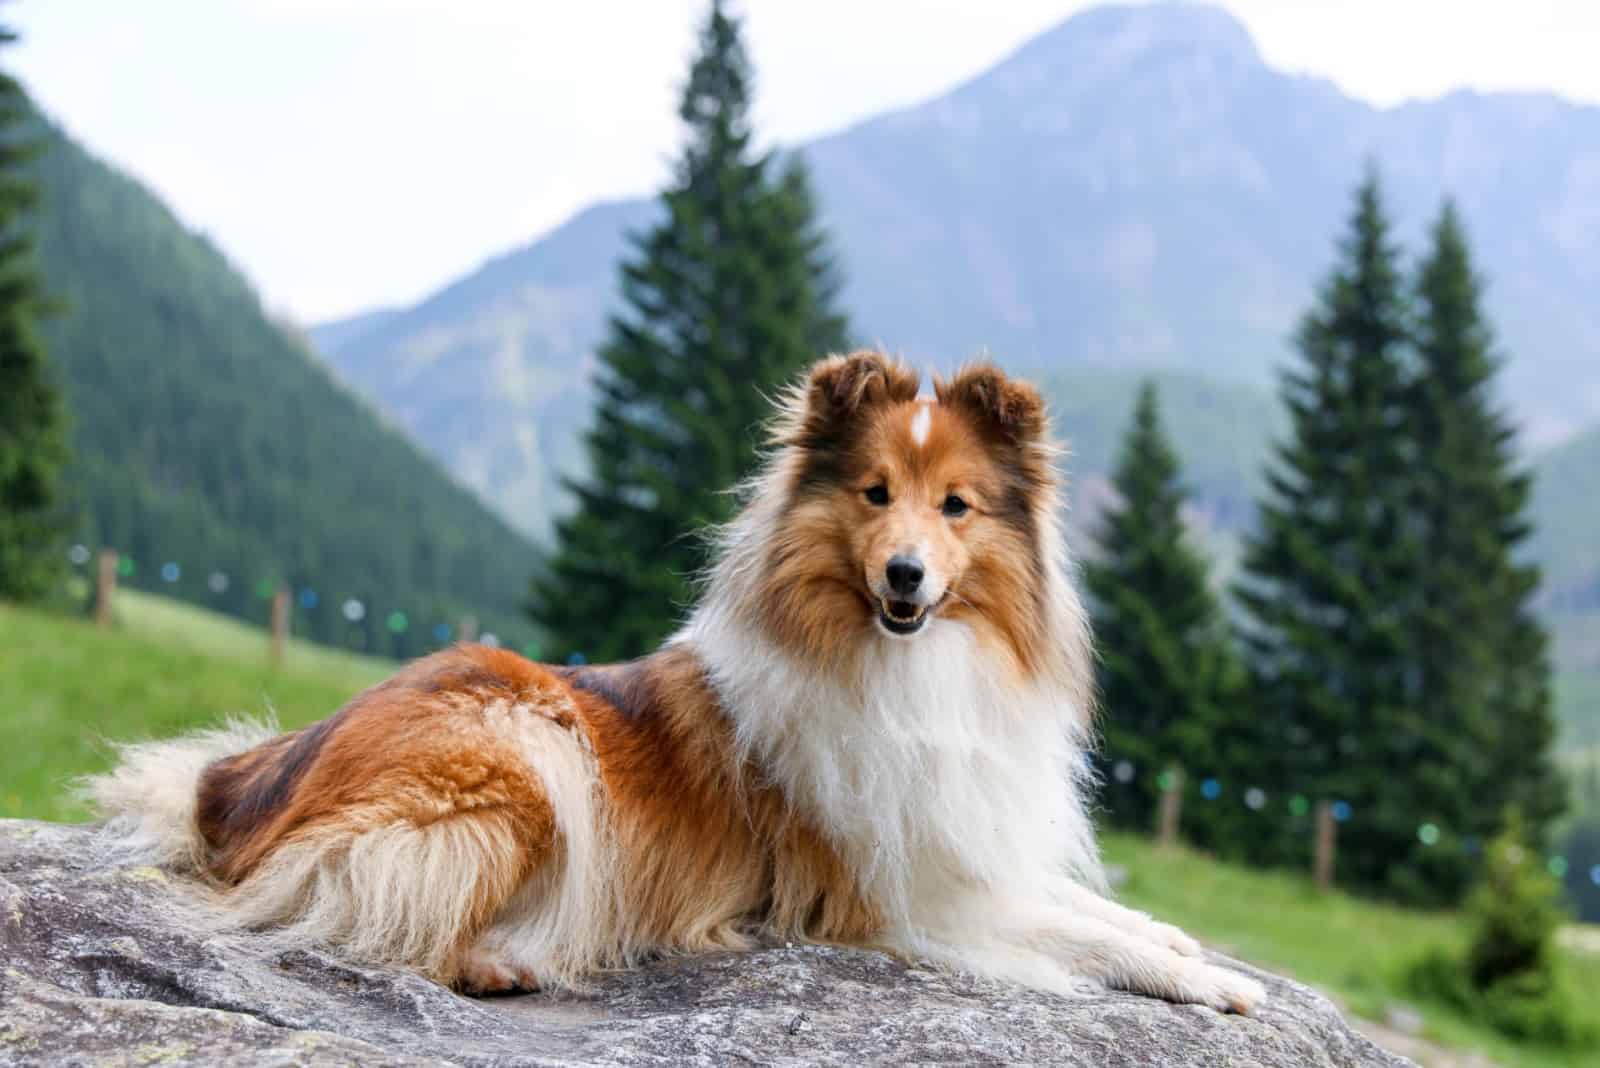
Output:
[{"xmin": 90, "ymin": 352, "xmax": 1265, "ymax": 1013}]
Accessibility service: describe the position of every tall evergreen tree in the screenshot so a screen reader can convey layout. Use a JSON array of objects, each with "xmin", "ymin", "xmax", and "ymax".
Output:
[
  {"xmin": 1406, "ymin": 202, "xmax": 1564, "ymax": 898},
  {"xmin": 1086, "ymin": 383, "xmax": 1242, "ymax": 845},
  {"xmin": 1235, "ymin": 172, "xmax": 1428, "ymax": 892},
  {"xmin": 0, "ymin": 24, "xmax": 66, "ymax": 602},
  {"xmin": 530, "ymin": 1, "xmax": 849, "ymax": 662}
]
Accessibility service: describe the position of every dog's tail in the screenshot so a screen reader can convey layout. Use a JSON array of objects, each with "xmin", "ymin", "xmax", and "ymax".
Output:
[{"xmin": 81, "ymin": 718, "xmax": 278, "ymax": 871}]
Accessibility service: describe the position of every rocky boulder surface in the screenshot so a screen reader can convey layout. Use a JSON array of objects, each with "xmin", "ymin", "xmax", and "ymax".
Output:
[{"xmin": 0, "ymin": 819, "xmax": 1411, "ymax": 1067}]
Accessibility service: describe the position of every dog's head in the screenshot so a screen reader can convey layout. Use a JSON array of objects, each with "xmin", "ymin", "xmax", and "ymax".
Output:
[{"xmin": 756, "ymin": 350, "xmax": 1061, "ymax": 674}]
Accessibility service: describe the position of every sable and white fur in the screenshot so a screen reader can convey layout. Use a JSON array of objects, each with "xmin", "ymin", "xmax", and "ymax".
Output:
[{"xmin": 88, "ymin": 352, "xmax": 1265, "ymax": 1013}]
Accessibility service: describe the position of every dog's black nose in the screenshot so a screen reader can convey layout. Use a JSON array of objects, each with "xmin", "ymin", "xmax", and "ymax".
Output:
[{"xmin": 885, "ymin": 555, "xmax": 924, "ymax": 596}]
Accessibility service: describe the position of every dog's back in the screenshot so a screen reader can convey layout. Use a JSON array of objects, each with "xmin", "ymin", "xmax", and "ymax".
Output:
[{"xmin": 90, "ymin": 641, "xmax": 874, "ymax": 992}]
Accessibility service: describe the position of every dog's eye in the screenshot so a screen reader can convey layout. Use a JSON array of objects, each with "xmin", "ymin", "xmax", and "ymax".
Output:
[
  {"xmin": 864, "ymin": 484, "xmax": 890, "ymax": 506},
  {"xmin": 942, "ymin": 494, "xmax": 969, "ymax": 517}
]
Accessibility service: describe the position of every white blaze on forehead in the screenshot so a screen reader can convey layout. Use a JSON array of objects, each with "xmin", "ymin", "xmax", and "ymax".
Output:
[{"xmin": 910, "ymin": 403, "xmax": 932, "ymax": 447}]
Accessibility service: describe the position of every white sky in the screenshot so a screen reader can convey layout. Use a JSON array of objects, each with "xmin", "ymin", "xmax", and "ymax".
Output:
[{"xmin": 13, "ymin": 1, "xmax": 1600, "ymax": 324}]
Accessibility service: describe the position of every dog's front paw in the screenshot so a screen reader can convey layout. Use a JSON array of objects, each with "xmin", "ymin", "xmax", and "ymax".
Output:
[
  {"xmin": 1149, "ymin": 920, "xmax": 1203, "ymax": 958},
  {"xmin": 1182, "ymin": 961, "xmax": 1267, "ymax": 1015}
]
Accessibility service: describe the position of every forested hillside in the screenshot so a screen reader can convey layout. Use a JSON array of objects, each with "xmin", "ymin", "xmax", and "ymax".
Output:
[
  {"xmin": 28, "ymin": 113, "xmax": 539, "ymax": 658},
  {"xmin": 1533, "ymin": 426, "xmax": 1600, "ymax": 748},
  {"xmin": 1533, "ymin": 425, "xmax": 1600, "ymax": 606},
  {"xmin": 1042, "ymin": 367, "xmax": 1279, "ymax": 538}
]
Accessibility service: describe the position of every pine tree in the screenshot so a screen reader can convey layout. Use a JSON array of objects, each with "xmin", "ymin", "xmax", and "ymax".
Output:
[
  {"xmin": 529, "ymin": 1, "xmax": 849, "ymax": 662},
  {"xmin": 0, "ymin": 25, "xmax": 66, "ymax": 602},
  {"xmin": 1086, "ymin": 382, "xmax": 1242, "ymax": 845},
  {"xmin": 1235, "ymin": 171, "xmax": 1427, "ymax": 889},
  {"xmin": 1406, "ymin": 203, "xmax": 1564, "ymax": 899}
]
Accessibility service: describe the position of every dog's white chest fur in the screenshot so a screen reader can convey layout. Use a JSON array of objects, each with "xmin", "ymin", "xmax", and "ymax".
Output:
[{"xmin": 689, "ymin": 616, "xmax": 1100, "ymax": 931}]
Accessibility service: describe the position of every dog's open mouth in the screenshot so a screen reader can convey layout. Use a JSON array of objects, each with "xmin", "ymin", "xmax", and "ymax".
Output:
[{"xmin": 877, "ymin": 597, "xmax": 929, "ymax": 635}]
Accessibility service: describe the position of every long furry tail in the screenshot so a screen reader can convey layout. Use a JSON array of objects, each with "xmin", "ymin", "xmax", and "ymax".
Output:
[{"xmin": 81, "ymin": 718, "xmax": 279, "ymax": 871}]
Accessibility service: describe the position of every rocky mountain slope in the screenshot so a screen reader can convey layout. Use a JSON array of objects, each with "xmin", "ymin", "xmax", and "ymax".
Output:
[{"xmin": 313, "ymin": 3, "xmax": 1600, "ymax": 541}]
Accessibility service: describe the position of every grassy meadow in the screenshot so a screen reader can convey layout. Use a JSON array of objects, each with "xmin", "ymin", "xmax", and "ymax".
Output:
[
  {"xmin": 1105, "ymin": 833, "xmax": 1600, "ymax": 1068},
  {"xmin": 0, "ymin": 589, "xmax": 389, "ymax": 821},
  {"xmin": 3, "ymin": 592, "xmax": 1597, "ymax": 1065}
]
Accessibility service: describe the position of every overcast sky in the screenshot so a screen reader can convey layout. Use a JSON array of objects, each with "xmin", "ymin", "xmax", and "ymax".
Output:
[{"xmin": 13, "ymin": 1, "xmax": 1600, "ymax": 325}]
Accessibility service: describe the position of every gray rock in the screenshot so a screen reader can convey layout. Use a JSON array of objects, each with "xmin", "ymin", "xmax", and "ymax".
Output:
[{"xmin": 0, "ymin": 819, "xmax": 1412, "ymax": 1067}]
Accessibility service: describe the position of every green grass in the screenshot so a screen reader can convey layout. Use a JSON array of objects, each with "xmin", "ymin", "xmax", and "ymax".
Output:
[
  {"xmin": 0, "ymin": 590, "xmax": 390, "ymax": 822},
  {"xmin": 1104, "ymin": 832, "xmax": 1600, "ymax": 1068}
]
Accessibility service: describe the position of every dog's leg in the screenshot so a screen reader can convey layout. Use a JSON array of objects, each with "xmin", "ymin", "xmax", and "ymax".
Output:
[
  {"xmin": 458, "ymin": 877, "xmax": 552, "ymax": 994},
  {"xmin": 457, "ymin": 845, "xmax": 615, "ymax": 995},
  {"xmin": 999, "ymin": 903, "xmax": 1267, "ymax": 1013},
  {"xmin": 214, "ymin": 802, "xmax": 547, "ymax": 993},
  {"xmin": 457, "ymin": 706, "xmax": 619, "ymax": 995},
  {"xmin": 1052, "ymin": 878, "xmax": 1203, "ymax": 957}
]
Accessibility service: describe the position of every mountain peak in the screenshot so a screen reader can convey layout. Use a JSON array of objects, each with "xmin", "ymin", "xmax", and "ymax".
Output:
[
  {"xmin": 1003, "ymin": 2, "xmax": 1261, "ymax": 75},
  {"xmin": 909, "ymin": 2, "xmax": 1268, "ymax": 140}
]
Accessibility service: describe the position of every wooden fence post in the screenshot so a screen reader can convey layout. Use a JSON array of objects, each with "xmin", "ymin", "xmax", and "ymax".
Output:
[
  {"xmin": 1157, "ymin": 766, "xmax": 1184, "ymax": 848},
  {"xmin": 95, "ymin": 549, "xmax": 118, "ymax": 627},
  {"xmin": 459, "ymin": 615, "xmax": 478, "ymax": 644},
  {"xmin": 1314, "ymin": 801, "xmax": 1337, "ymax": 889},
  {"xmin": 270, "ymin": 589, "xmax": 290, "ymax": 666}
]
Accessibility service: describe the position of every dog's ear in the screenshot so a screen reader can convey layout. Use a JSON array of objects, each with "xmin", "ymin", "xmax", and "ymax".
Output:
[
  {"xmin": 795, "ymin": 350, "xmax": 919, "ymax": 437},
  {"xmin": 935, "ymin": 362, "xmax": 1048, "ymax": 447},
  {"xmin": 780, "ymin": 351, "xmax": 921, "ymax": 447},
  {"xmin": 771, "ymin": 351, "xmax": 918, "ymax": 477}
]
